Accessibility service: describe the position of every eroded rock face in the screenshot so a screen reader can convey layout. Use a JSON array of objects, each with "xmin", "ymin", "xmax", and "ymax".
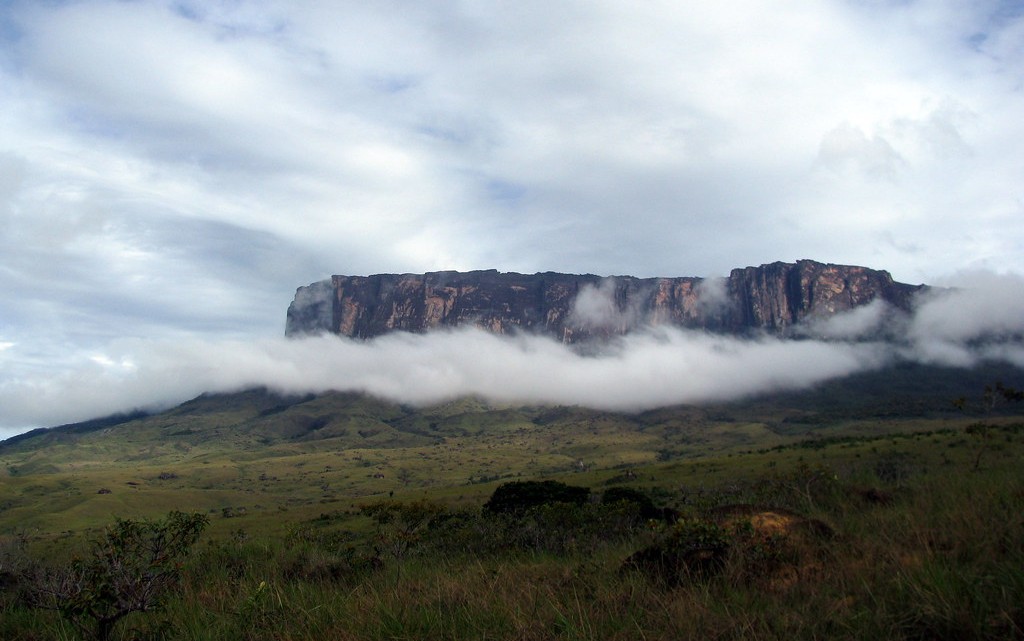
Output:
[{"xmin": 285, "ymin": 260, "xmax": 924, "ymax": 341}]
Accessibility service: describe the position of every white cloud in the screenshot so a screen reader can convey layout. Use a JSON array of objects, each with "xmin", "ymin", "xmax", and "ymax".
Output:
[
  {"xmin": 0, "ymin": 327, "xmax": 890, "ymax": 431},
  {"xmin": 568, "ymin": 279, "xmax": 639, "ymax": 332},
  {"xmin": 695, "ymin": 277, "xmax": 732, "ymax": 315},
  {"xmin": 804, "ymin": 299, "xmax": 893, "ymax": 340},
  {"xmin": 817, "ymin": 123, "xmax": 907, "ymax": 180},
  {"xmin": 912, "ymin": 271, "xmax": 1024, "ymax": 342},
  {"xmin": 7, "ymin": 0, "xmax": 1021, "ymax": 282}
]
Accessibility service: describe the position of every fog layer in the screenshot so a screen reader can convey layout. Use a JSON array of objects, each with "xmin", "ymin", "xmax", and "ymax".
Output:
[{"xmin": 1, "ymin": 273, "xmax": 1022, "ymax": 439}]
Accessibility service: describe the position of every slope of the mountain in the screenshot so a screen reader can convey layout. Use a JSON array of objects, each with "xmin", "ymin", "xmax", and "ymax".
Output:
[{"xmin": 285, "ymin": 259, "xmax": 924, "ymax": 340}]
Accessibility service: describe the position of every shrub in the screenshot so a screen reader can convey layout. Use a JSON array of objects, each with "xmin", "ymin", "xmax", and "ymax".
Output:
[
  {"xmin": 625, "ymin": 517, "xmax": 730, "ymax": 585},
  {"xmin": 492, "ymin": 501, "xmax": 643, "ymax": 555},
  {"xmin": 483, "ymin": 480, "xmax": 590, "ymax": 514},
  {"xmin": 602, "ymin": 486, "xmax": 661, "ymax": 520},
  {"xmin": 756, "ymin": 462, "xmax": 845, "ymax": 512},
  {"xmin": 25, "ymin": 510, "xmax": 208, "ymax": 641},
  {"xmin": 360, "ymin": 499, "xmax": 448, "ymax": 564},
  {"xmin": 625, "ymin": 506, "xmax": 835, "ymax": 588}
]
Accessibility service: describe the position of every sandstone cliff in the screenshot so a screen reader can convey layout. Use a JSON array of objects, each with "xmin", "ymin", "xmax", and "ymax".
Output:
[{"xmin": 285, "ymin": 260, "xmax": 924, "ymax": 341}]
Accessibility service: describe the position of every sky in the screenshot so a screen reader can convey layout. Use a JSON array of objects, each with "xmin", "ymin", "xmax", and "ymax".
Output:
[{"xmin": 1, "ymin": 1, "xmax": 1023, "ymax": 438}]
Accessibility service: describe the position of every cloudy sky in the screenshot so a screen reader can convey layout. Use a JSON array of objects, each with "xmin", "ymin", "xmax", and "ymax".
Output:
[{"xmin": 1, "ymin": 1, "xmax": 1023, "ymax": 437}]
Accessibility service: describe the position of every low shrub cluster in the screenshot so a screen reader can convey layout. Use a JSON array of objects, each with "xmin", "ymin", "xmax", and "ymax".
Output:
[{"xmin": 362, "ymin": 486, "xmax": 653, "ymax": 560}]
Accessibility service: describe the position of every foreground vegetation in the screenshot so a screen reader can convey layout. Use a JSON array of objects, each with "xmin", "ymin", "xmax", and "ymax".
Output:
[{"xmin": 1, "ymin": 370, "xmax": 1023, "ymax": 639}]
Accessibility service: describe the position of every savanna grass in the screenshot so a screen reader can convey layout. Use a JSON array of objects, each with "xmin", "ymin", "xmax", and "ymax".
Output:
[{"xmin": 2, "ymin": 418, "xmax": 1023, "ymax": 640}]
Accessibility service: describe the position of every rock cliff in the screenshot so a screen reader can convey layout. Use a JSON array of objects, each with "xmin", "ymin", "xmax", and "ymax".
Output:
[{"xmin": 285, "ymin": 260, "xmax": 924, "ymax": 341}]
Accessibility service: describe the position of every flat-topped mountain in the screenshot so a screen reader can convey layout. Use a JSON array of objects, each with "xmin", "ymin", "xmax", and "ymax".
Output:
[{"xmin": 285, "ymin": 259, "xmax": 925, "ymax": 341}]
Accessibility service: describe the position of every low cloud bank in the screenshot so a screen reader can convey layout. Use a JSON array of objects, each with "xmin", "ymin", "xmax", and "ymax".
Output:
[
  {"xmin": 0, "ymin": 329, "xmax": 890, "ymax": 435},
  {"xmin": 1, "ymin": 272, "xmax": 1022, "ymax": 436}
]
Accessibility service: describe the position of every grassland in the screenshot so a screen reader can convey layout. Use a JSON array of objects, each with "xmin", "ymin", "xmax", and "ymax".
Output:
[{"xmin": 1, "ymin": 363, "xmax": 1023, "ymax": 639}]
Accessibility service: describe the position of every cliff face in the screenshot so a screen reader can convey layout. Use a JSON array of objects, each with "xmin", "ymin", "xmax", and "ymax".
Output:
[{"xmin": 285, "ymin": 260, "xmax": 925, "ymax": 341}]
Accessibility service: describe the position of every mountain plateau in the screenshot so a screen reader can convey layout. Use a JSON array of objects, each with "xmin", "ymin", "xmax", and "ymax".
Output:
[{"xmin": 286, "ymin": 259, "xmax": 924, "ymax": 342}]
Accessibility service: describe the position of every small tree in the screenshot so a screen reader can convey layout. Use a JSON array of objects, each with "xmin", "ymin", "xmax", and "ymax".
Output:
[
  {"xmin": 396, "ymin": 468, "xmax": 414, "ymax": 487},
  {"xmin": 959, "ymin": 383, "xmax": 1023, "ymax": 471},
  {"xmin": 29, "ymin": 510, "xmax": 208, "ymax": 641},
  {"xmin": 360, "ymin": 500, "xmax": 447, "ymax": 566}
]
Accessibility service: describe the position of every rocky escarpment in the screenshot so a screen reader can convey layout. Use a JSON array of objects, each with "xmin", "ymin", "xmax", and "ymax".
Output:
[{"xmin": 285, "ymin": 260, "xmax": 925, "ymax": 342}]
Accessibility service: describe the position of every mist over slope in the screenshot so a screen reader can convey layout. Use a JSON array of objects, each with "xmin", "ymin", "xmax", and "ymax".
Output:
[{"xmin": 1, "ymin": 269, "xmax": 1022, "ymax": 439}]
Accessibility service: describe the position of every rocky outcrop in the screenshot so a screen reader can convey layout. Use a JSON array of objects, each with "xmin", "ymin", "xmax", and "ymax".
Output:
[{"xmin": 285, "ymin": 260, "xmax": 924, "ymax": 341}]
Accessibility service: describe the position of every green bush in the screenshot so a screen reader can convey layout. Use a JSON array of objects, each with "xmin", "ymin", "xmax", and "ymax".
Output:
[
  {"xmin": 625, "ymin": 517, "xmax": 731, "ymax": 585},
  {"xmin": 602, "ymin": 486, "xmax": 661, "ymax": 520},
  {"xmin": 25, "ymin": 511, "xmax": 208, "ymax": 641},
  {"xmin": 483, "ymin": 480, "xmax": 590, "ymax": 514}
]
